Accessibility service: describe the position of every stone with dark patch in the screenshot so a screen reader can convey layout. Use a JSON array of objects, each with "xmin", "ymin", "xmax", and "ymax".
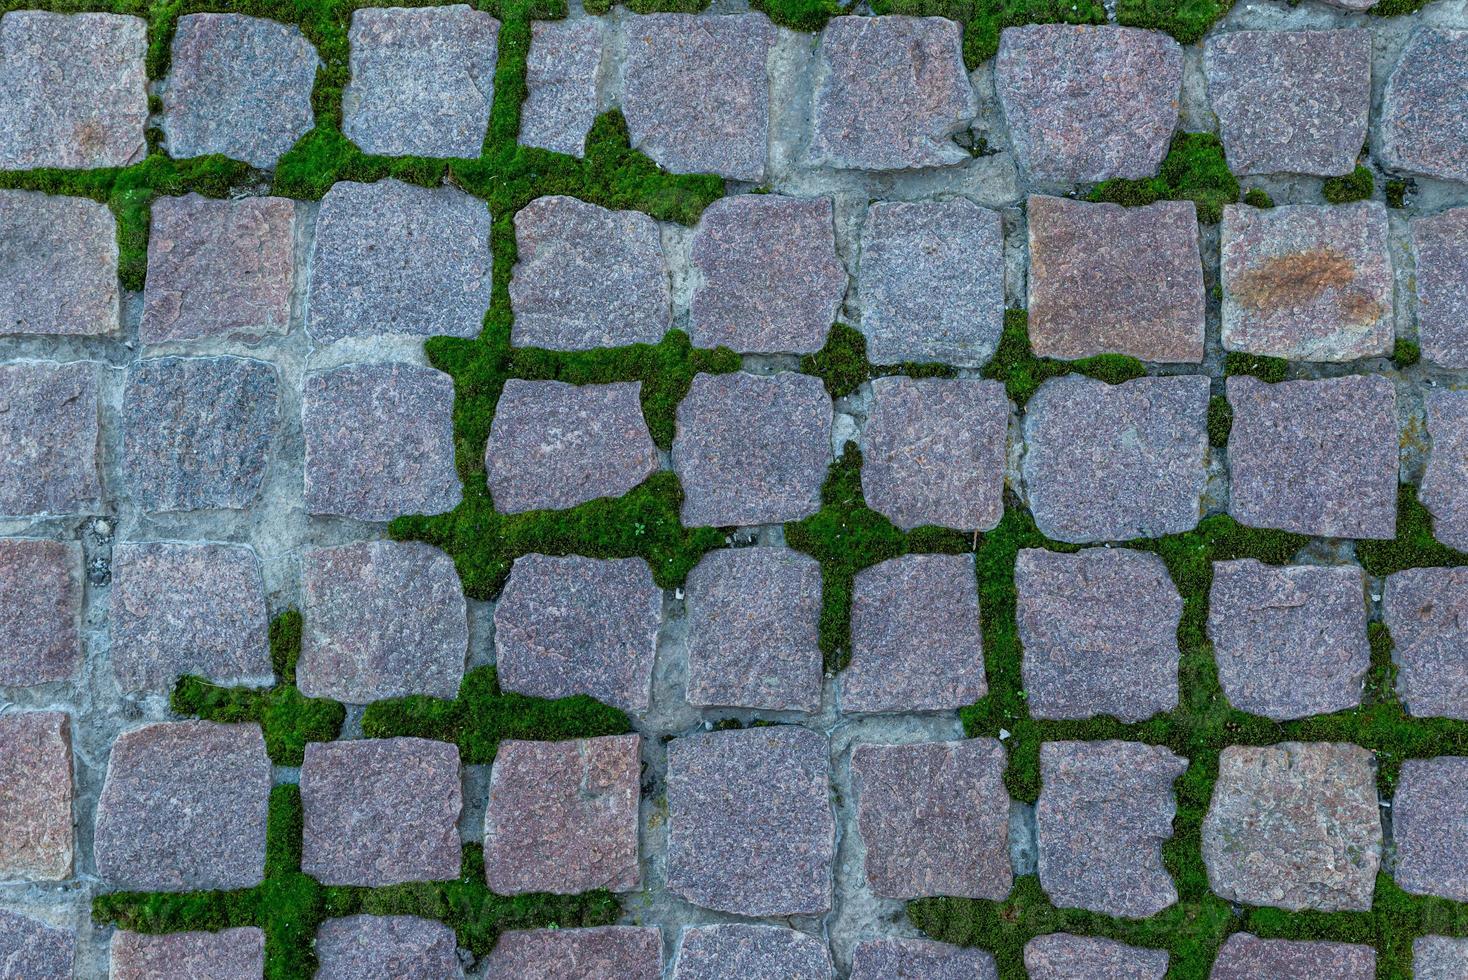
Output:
[
  {"xmin": 315, "ymin": 916, "xmax": 462, "ymax": 980},
  {"xmin": 0, "ymin": 360, "xmax": 101, "ymax": 517},
  {"xmin": 1024, "ymin": 934, "xmax": 1169, "ymax": 980},
  {"xmin": 1384, "ymin": 567, "xmax": 1468, "ymax": 720},
  {"xmin": 1421, "ymin": 390, "xmax": 1468, "ymax": 552},
  {"xmin": 0, "ymin": 538, "xmax": 80, "ymax": 687},
  {"xmin": 672, "ymin": 925, "xmax": 832, "ymax": 980},
  {"xmin": 1381, "ymin": 29, "xmax": 1468, "ymax": 184},
  {"xmin": 110, "ymin": 929, "xmax": 265, "ymax": 980},
  {"xmin": 1413, "ymin": 207, "xmax": 1468, "ymax": 369},
  {"xmin": 1209, "ymin": 933, "xmax": 1376, "ymax": 979},
  {"xmin": 482, "ymin": 927, "xmax": 663, "ymax": 980},
  {"xmin": 0, "ymin": 190, "xmax": 118, "ymax": 336},
  {"xmin": 1415, "ymin": 936, "xmax": 1468, "ymax": 980},
  {"xmin": 0, "ymin": 910, "xmax": 74, "ymax": 979},
  {"xmin": 0, "ymin": 712, "xmax": 72, "ymax": 881},
  {"xmin": 1393, "ymin": 756, "xmax": 1468, "ymax": 901},
  {"xmin": 520, "ymin": 19, "xmax": 603, "ymax": 157},
  {"xmin": 849, "ymin": 938, "xmax": 997, "ymax": 980}
]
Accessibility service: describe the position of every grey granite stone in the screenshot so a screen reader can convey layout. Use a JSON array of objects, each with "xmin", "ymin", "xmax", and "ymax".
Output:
[
  {"xmin": 666, "ymin": 727, "xmax": 834, "ymax": 916},
  {"xmin": 1220, "ymin": 203, "xmax": 1393, "ymax": 361},
  {"xmin": 1421, "ymin": 389, "xmax": 1468, "ymax": 552},
  {"xmin": 110, "ymin": 542, "xmax": 270, "ymax": 694},
  {"xmin": 483, "ymin": 735, "xmax": 641, "ymax": 895},
  {"xmin": 1413, "ymin": 207, "xmax": 1468, "ymax": 368},
  {"xmin": 315, "ymin": 916, "xmax": 462, "ymax": 980},
  {"xmin": 1209, "ymin": 933, "xmax": 1375, "ymax": 979},
  {"xmin": 1202, "ymin": 742, "xmax": 1381, "ymax": 911},
  {"xmin": 122, "ymin": 356, "xmax": 279, "ymax": 512},
  {"xmin": 995, "ymin": 25, "xmax": 1182, "ymax": 183},
  {"xmin": 684, "ymin": 547, "xmax": 823, "ymax": 713},
  {"xmin": 1205, "ymin": 29, "xmax": 1371, "ymax": 177},
  {"xmin": 1380, "ymin": 29, "xmax": 1468, "ymax": 183},
  {"xmin": 1208, "ymin": 560, "xmax": 1370, "ymax": 721},
  {"xmin": 843, "ymin": 554, "xmax": 986, "ymax": 713},
  {"xmin": 1016, "ymin": 547, "xmax": 1182, "ymax": 723},
  {"xmin": 300, "ymin": 737, "xmax": 462, "ymax": 887},
  {"xmin": 95, "ymin": 721, "xmax": 270, "ymax": 891},
  {"xmin": 0, "ymin": 190, "xmax": 118, "ymax": 336},
  {"xmin": 520, "ymin": 19, "xmax": 603, "ymax": 157},
  {"xmin": 851, "ymin": 738, "xmax": 1011, "ymax": 900},
  {"xmin": 622, "ymin": 14, "xmax": 773, "ymax": 181},
  {"xmin": 1225, "ymin": 374, "xmax": 1398, "ymax": 540},
  {"xmin": 849, "ymin": 938, "xmax": 997, "ymax": 980},
  {"xmin": 302, "ymin": 362, "xmax": 462, "ymax": 522},
  {"xmin": 1027, "ymin": 195, "xmax": 1203, "ymax": 362},
  {"xmin": 141, "ymin": 195, "xmax": 294, "ymax": 344},
  {"xmin": 163, "ymin": 14, "xmax": 317, "ymax": 168},
  {"xmin": 673, "ymin": 925, "xmax": 832, "ymax": 980},
  {"xmin": 307, "ymin": 179, "xmax": 491, "ymax": 342},
  {"xmin": 673, "ymin": 372, "xmax": 831, "ymax": 527},
  {"xmin": 1415, "ymin": 936, "xmax": 1468, "ymax": 980},
  {"xmin": 810, "ymin": 16, "xmax": 976, "ymax": 171},
  {"xmin": 858, "ymin": 199, "xmax": 1004, "ymax": 367},
  {"xmin": 1022, "ymin": 374, "xmax": 1210, "ymax": 543},
  {"xmin": 0, "ymin": 712, "xmax": 72, "ymax": 881},
  {"xmin": 1393, "ymin": 756, "xmax": 1468, "ymax": 901},
  {"xmin": 0, "ymin": 538, "xmax": 80, "ymax": 687},
  {"xmin": 0, "ymin": 910, "xmax": 74, "ymax": 979},
  {"xmin": 862, "ymin": 377, "xmax": 1009, "ymax": 532},
  {"xmin": 0, "ymin": 11, "xmax": 146, "ymax": 170},
  {"xmin": 1025, "ymin": 934, "xmax": 1168, "ymax": 980},
  {"xmin": 110, "ymin": 928, "xmax": 265, "ymax": 980},
  {"xmin": 0, "ymin": 360, "xmax": 101, "ymax": 517},
  {"xmin": 494, "ymin": 554, "xmax": 661, "ymax": 712},
  {"xmin": 1037, "ymin": 740, "xmax": 1186, "ymax": 918},
  {"xmin": 1383, "ymin": 567, "xmax": 1468, "ymax": 719},
  {"xmin": 299, "ymin": 540, "xmax": 467, "ymax": 704},
  {"xmin": 689, "ymin": 195, "xmax": 845, "ymax": 354},
  {"xmin": 482, "ymin": 928, "xmax": 662, "ymax": 980}
]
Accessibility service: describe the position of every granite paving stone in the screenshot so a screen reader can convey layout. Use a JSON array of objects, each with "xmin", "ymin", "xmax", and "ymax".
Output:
[
  {"xmin": 848, "ymin": 938, "xmax": 997, "ymax": 980},
  {"xmin": 0, "ymin": 190, "xmax": 118, "ymax": 336},
  {"xmin": 1202, "ymin": 742, "xmax": 1381, "ymax": 911},
  {"xmin": 482, "ymin": 734, "xmax": 641, "ymax": 895},
  {"xmin": 665, "ymin": 727, "xmax": 834, "ymax": 916},
  {"xmin": 1412, "ymin": 207, "xmax": 1468, "ymax": 368},
  {"xmin": 995, "ymin": 25, "xmax": 1182, "ymax": 183},
  {"xmin": 1393, "ymin": 756, "xmax": 1468, "ymax": 901},
  {"xmin": 1022, "ymin": 374, "xmax": 1210, "ymax": 543},
  {"xmin": 1026, "ymin": 195, "xmax": 1203, "ymax": 362},
  {"xmin": 315, "ymin": 916, "xmax": 462, "ymax": 980},
  {"xmin": 299, "ymin": 540, "xmax": 467, "ymax": 703},
  {"xmin": 0, "ymin": 910, "xmax": 74, "ymax": 979},
  {"xmin": 622, "ymin": 14, "xmax": 773, "ymax": 181},
  {"xmin": 0, "ymin": 538, "xmax": 80, "ymax": 687},
  {"xmin": 520, "ymin": 19, "xmax": 603, "ymax": 157},
  {"xmin": 843, "ymin": 554, "xmax": 986, "ymax": 713},
  {"xmin": 1380, "ymin": 29, "xmax": 1468, "ymax": 183},
  {"xmin": 672, "ymin": 925, "xmax": 832, "ymax": 980},
  {"xmin": 1421, "ymin": 389, "xmax": 1468, "ymax": 552},
  {"xmin": 0, "ymin": 360, "xmax": 101, "ymax": 517},
  {"xmin": 1220, "ymin": 203, "xmax": 1393, "ymax": 361},
  {"xmin": 684, "ymin": 547, "xmax": 823, "ymax": 712},
  {"xmin": 1036, "ymin": 740, "xmax": 1187, "ymax": 918},
  {"xmin": 858, "ymin": 199, "xmax": 1004, "ymax": 367},
  {"xmin": 163, "ymin": 14, "xmax": 317, "ymax": 168},
  {"xmin": 1204, "ymin": 29, "xmax": 1371, "ymax": 177},
  {"xmin": 494, "ymin": 554, "xmax": 660, "ymax": 712},
  {"xmin": 1025, "ymin": 934, "xmax": 1168, "ymax": 980},
  {"xmin": 850, "ymin": 738, "xmax": 1011, "ymax": 900},
  {"xmin": 482, "ymin": 927, "xmax": 663, "ymax": 980},
  {"xmin": 1209, "ymin": 933, "xmax": 1376, "ymax": 979},
  {"xmin": 0, "ymin": 712, "xmax": 72, "ymax": 881},
  {"xmin": 110, "ymin": 928, "xmax": 265, "ymax": 980},
  {"xmin": 1383, "ymin": 567, "xmax": 1468, "ymax": 719},
  {"xmin": 1415, "ymin": 936, "xmax": 1468, "ymax": 980},
  {"xmin": 809, "ymin": 16, "xmax": 976, "ymax": 171},
  {"xmin": 94, "ymin": 721, "xmax": 270, "ymax": 892},
  {"xmin": 300, "ymin": 737, "xmax": 462, "ymax": 887},
  {"xmin": 1016, "ymin": 547, "xmax": 1182, "ymax": 723}
]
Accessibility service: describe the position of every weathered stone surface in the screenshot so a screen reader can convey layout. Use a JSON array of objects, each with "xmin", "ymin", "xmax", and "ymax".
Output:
[
  {"xmin": 1026, "ymin": 935, "xmax": 1167, "ymax": 980},
  {"xmin": 1381, "ymin": 29, "xmax": 1468, "ymax": 183},
  {"xmin": 141, "ymin": 194, "xmax": 294, "ymax": 344},
  {"xmin": 849, "ymin": 938, "xmax": 997, "ymax": 980},
  {"xmin": 1220, "ymin": 203, "xmax": 1393, "ymax": 361},
  {"xmin": 843, "ymin": 554, "xmax": 986, "ymax": 713},
  {"xmin": 1202, "ymin": 742, "xmax": 1381, "ymax": 911},
  {"xmin": 510, "ymin": 195, "xmax": 668, "ymax": 350},
  {"xmin": 110, "ymin": 928, "xmax": 265, "ymax": 980},
  {"xmin": 1023, "ymin": 375, "xmax": 1209, "ymax": 544},
  {"xmin": 163, "ymin": 14, "xmax": 317, "ymax": 168},
  {"xmin": 520, "ymin": 19, "xmax": 603, "ymax": 157},
  {"xmin": 1027, "ymin": 196, "xmax": 1203, "ymax": 362},
  {"xmin": 315, "ymin": 916, "xmax": 462, "ymax": 980},
  {"xmin": 302, "ymin": 362, "xmax": 462, "ymax": 521},
  {"xmin": 1384, "ymin": 567, "xmax": 1468, "ymax": 720},
  {"xmin": 0, "ymin": 910, "xmax": 74, "ymax": 978},
  {"xmin": 300, "ymin": 737, "xmax": 462, "ymax": 886},
  {"xmin": 110, "ymin": 542, "xmax": 271, "ymax": 694},
  {"xmin": 0, "ymin": 190, "xmax": 118, "ymax": 336},
  {"xmin": 1205, "ymin": 29, "xmax": 1371, "ymax": 177},
  {"xmin": 851, "ymin": 738, "xmax": 1011, "ymax": 900},
  {"xmin": 1415, "ymin": 936, "xmax": 1468, "ymax": 980},
  {"xmin": 483, "ymin": 735, "xmax": 641, "ymax": 895},
  {"xmin": 623, "ymin": 14, "xmax": 773, "ymax": 180},
  {"xmin": 666, "ymin": 727, "xmax": 834, "ymax": 916},
  {"xmin": 862, "ymin": 377, "xmax": 1009, "ymax": 532},
  {"xmin": 995, "ymin": 25, "xmax": 1182, "ymax": 183},
  {"xmin": 1413, "ymin": 207, "xmax": 1468, "ymax": 368},
  {"xmin": 0, "ymin": 538, "xmax": 80, "ymax": 687},
  {"xmin": 482, "ymin": 927, "xmax": 662, "ymax": 980},
  {"xmin": 673, "ymin": 925, "xmax": 832, "ymax": 980},
  {"xmin": 493, "ymin": 554, "xmax": 661, "ymax": 712},
  {"xmin": 810, "ymin": 16, "xmax": 975, "ymax": 171},
  {"xmin": 0, "ymin": 360, "xmax": 100, "ymax": 517},
  {"xmin": 1016, "ymin": 548, "xmax": 1181, "ymax": 723},
  {"xmin": 689, "ymin": 195, "xmax": 845, "ymax": 354},
  {"xmin": 1208, "ymin": 560, "xmax": 1370, "ymax": 721},
  {"xmin": 1209, "ymin": 933, "xmax": 1376, "ymax": 980},
  {"xmin": 684, "ymin": 547, "xmax": 823, "ymax": 712},
  {"xmin": 673, "ymin": 372, "xmax": 831, "ymax": 526},
  {"xmin": 0, "ymin": 11, "xmax": 146, "ymax": 170},
  {"xmin": 485, "ymin": 380, "xmax": 658, "ymax": 514},
  {"xmin": 95, "ymin": 721, "xmax": 270, "ymax": 891},
  {"xmin": 299, "ymin": 540, "xmax": 467, "ymax": 703},
  {"xmin": 858, "ymin": 199, "xmax": 1004, "ymax": 367},
  {"xmin": 1421, "ymin": 390, "xmax": 1468, "ymax": 552},
  {"xmin": 1225, "ymin": 374, "xmax": 1398, "ymax": 540},
  {"xmin": 0, "ymin": 712, "xmax": 71, "ymax": 881},
  {"xmin": 1393, "ymin": 756, "xmax": 1468, "ymax": 901},
  {"xmin": 307, "ymin": 179, "xmax": 491, "ymax": 342},
  {"xmin": 122, "ymin": 356, "xmax": 279, "ymax": 512},
  {"xmin": 1037, "ymin": 740, "xmax": 1186, "ymax": 918}
]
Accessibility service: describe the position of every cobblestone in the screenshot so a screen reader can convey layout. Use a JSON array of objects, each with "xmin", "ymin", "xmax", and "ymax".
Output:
[
  {"xmin": 0, "ymin": 190, "xmax": 117, "ymax": 336},
  {"xmin": 1380, "ymin": 28, "xmax": 1468, "ymax": 183},
  {"xmin": 482, "ymin": 927, "xmax": 662, "ymax": 980},
  {"xmin": 848, "ymin": 938, "xmax": 997, "ymax": 980},
  {"xmin": 0, "ymin": 910, "xmax": 73, "ymax": 978},
  {"xmin": 672, "ymin": 925, "xmax": 832, "ymax": 980},
  {"xmin": 1415, "ymin": 936, "xmax": 1468, "ymax": 980},
  {"xmin": 520, "ymin": 19, "xmax": 603, "ymax": 157},
  {"xmin": 0, "ymin": 712, "xmax": 72, "ymax": 881},
  {"xmin": 0, "ymin": 360, "xmax": 100, "ymax": 517},
  {"xmin": 1421, "ymin": 389, "xmax": 1468, "ymax": 552},
  {"xmin": 1413, "ymin": 207, "xmax": 1468, "ymax": 368},
  {"xmin": 1393, "ymin": 756, "xmax": 1468, "ymax": 901},
  {"xmin": 1383, "ymin": 567, "xmax": 1468, "ymax": 719},
  {"xmin": 1209, "ymin": 933, "xmax": 1376, "ymax": 979},
  {"xmin": 0, "ymin": 538, "xmax": 80, "ymax": 687},
  {"xmin": 110, "ymin": 929, "xmax": 264, "ymax": 980},
  {"xmin": 315, "ymin": 915, "xmax": 462, "ymax": 980},
  {"xmin": 1024, "ymin": 934, "xmax": 1169, "ymax": 980}
]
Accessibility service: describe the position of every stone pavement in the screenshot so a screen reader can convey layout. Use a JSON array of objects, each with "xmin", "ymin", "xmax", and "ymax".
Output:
[{"xmin": 2, "ymin": 0, "xmax": 1468, "ymax": 977}]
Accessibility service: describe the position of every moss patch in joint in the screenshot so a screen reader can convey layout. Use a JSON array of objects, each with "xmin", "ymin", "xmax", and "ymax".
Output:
[
  {"xmin": 1223, "ymin": 351, "xmax": 1289, "ymax": 384},
  {"xmin": 799, "ymin": 322, "xmax": 956, "ymax": 400},
  {"xmin": 1322, "ymin": 164, "xmax": 1374, "ymax": 205},
  {"xmin": 868, "ymin": 0, "xmax": 1107, "ymax": 69},
  {"xmin": 1115, "ymin": 0, "xmax": 1235, "ymax": 46},
  {"xmin": 1393, "ymin": 338, "xmax": 1421, "ymax": 369},
  {"xmin": 982, "ymin": 309, "xmax": 1147, "ymax": 408},
  {"xmin": 1242, "ymin": 187, "xmax": 1274, "ymax": 209},
  {"xmin": 1087, "ymin": 131, "xmax": 1239, "ymax": 224}
]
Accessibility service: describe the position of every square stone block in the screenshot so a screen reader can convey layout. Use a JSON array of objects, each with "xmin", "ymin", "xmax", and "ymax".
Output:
[
  {"xmin": 110, "ymin": 928, "xmax": 264, "ymax": 980},
  {"xmin": 520, "ymin": 19, "xmax": 604, "ymax": 157},
  {"xmin": 0, "ymin": 712, "xmax": 72, "ymax": 881},
  {"xmin": 849, "ymin": 938, "xmax": 997, "ymax": 980},
  {"xmin": 0, "ymin": 910, "xmax": 74, "ymax": 979},
  {"xmin": 300, "ymin": 737, "xmax": 462, "ymax": 887},
  {"xmin": 95, "ymin": 721, "xmax": 270, "ymax": 892},
  {"xmin": 1025, "ymin": 934, "xmax": 1168, "ymax": 980},
  {"xmin": 1413, "ymin": 207, "xmax": 1468, "ymax": 369},
  {"xmin": 1421, "ymin": 390, "xmax": 1468, "ymax": 552},
  {"xmin": 1381, "ymin": 29, "xmax": 1468, "ymax": 183},
  {"xmin": 1416, "ymin": 936, "xmax": 1468, "ymax": 980},
  {"xmin": 0, "ymin": 190, "xmax": 118, "ymax": 336},
  {"xmin": 0, "ymin": 360, "xmax": 101, "ymax": 517},
  {"xmin": 315, "ymin": 916, "xmax": 461, "ymax": 980},
  {"xmin": 0, "ymin": 538, "xmax": 81, "ymax": 687},
  {"xmin": 666, "ymin": 727, "xmax": 834, "ymax": 916},
  {"xmin": 1210, "ymin": 933, "xmax": 1375, "ymax": 980},
  {"xmin": 482, "ymin": 927, "xmax": 663, "ymax": 980},
  {"xmin": 673, "ymin": 924, "xmax": 831, "ymax": 980},
  {"xmin": 1384, "ymin": 567, "xmax": 1468, "ymax": 720},
  {"xmin": 1394, "ymin": 756, "xmax": 1468, "ymax": 901}
]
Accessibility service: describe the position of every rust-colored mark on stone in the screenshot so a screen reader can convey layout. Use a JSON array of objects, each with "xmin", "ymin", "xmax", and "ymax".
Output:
[{"xmin": 1232, "ymin": 248, "xmax": 1382, "ymax": 323}]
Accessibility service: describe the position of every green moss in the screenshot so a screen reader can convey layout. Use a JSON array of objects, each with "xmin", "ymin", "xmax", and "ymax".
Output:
[
  {"xmin": 1359, "ymin": 484, "xmax": 1468, "ymax": 577},
  {"xmin": 868, "ymin": 0, "xmax": 1106, "ymax": 68},
  {"xmin": 982, "ymin": 309, "xmax": 1147, "ymax": 408},
  {"xmin": 1088, "ymin": 132, "xmax": 1239, "ymax": 223},
  {"xmin": 1386, "ymin": 178, "xmax": 1412, "ymax": 210},
  {"xmin": 1323, "ymin": 164, "xmax": 1375, "ymax": 205},
  {"xmin": 1242, "ymin": 187, "xmax": 1274, "ymax": 209},
  {"xmin": 1114, "ymin": 0, "xmax": 1235, "ymax": 45},
  {"xmin": 1224, "ymin": 351, "xmax": 1289, "ymax": 384},
  {"xmin": 1393, "ymin": 338, "xmax": 1422, "ymax": 369},
  {"xmin": 799, "ymin": 323, "xmax": 956, "ymax": 400},
  {"xmin": 751, "ymin": 0, "xmax": 843, "ymax": 31},
  {"xmin": 1207, "ymin": 394, "xmax": 1232, "ymax": 449},
  {"xmin": 1370, "ymin": 0, "xmax": 1433, "ymax": 16}
]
